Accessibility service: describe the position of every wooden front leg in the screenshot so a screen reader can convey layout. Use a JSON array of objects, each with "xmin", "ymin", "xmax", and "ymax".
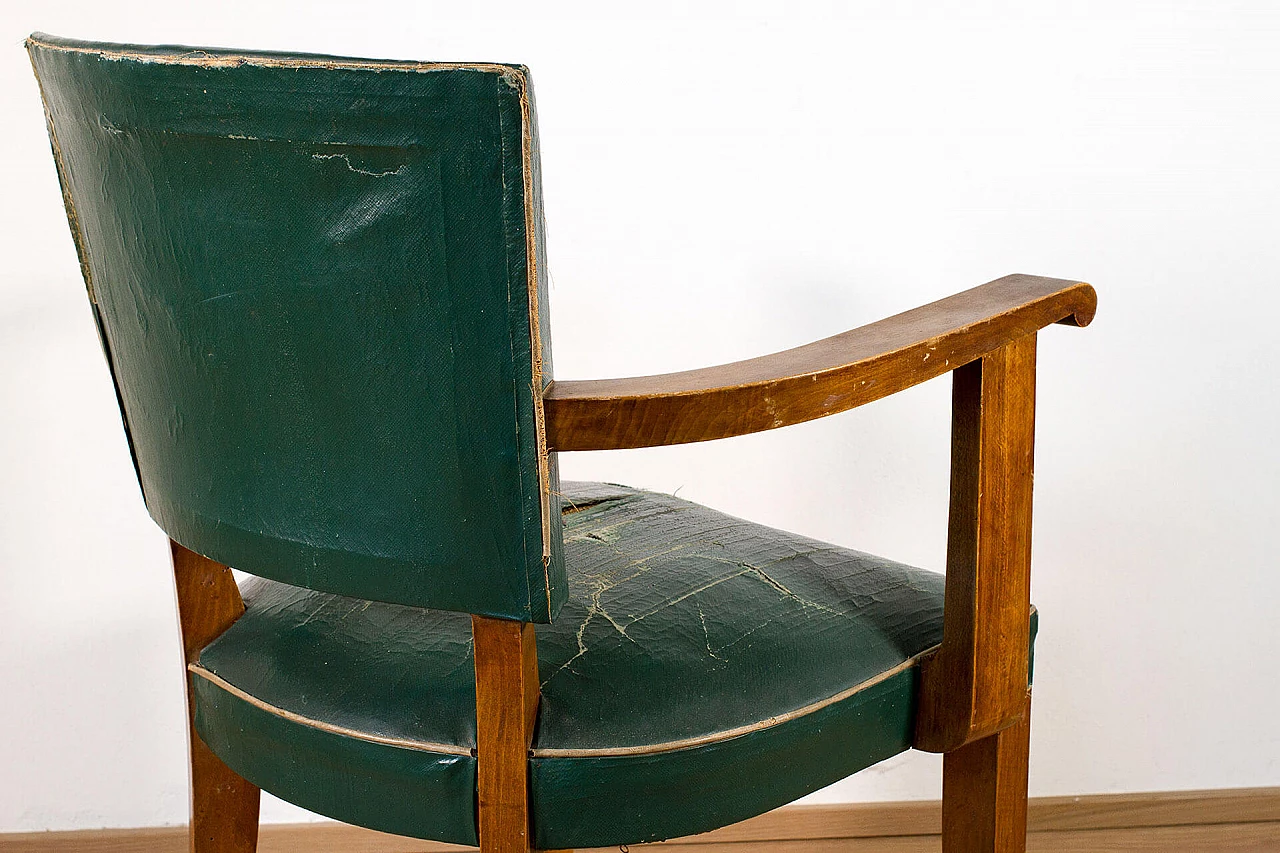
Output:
[
  {"xmin": 915, "ymin": 334, "xmax": 1037, "ymax": 752},
  {"xmin": 473, "ymin": 616, "xmax": 542, "ymax": 853},
  {"xmin": 943, "ymin": 692, "xmax": 1033, "ymax": 852},
  {"xmin": 171, "ymin": 541, "xmax": 260, "ymax": 853}
]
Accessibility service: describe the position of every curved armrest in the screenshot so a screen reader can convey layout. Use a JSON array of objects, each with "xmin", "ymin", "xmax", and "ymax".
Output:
[{"xmin": 544, "ymin": 274, "xmax": 1096, "ymax": 451}]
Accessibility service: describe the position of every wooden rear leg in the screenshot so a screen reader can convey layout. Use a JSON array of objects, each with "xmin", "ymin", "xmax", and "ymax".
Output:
[
  {"xmin": 171, "ymin": 541, "xmax": 261, "ymax": 853},
  {"xmin": 473, "ymin": 616, "xmax": 539, "ymax": 853},
  {"xmin": 941, "ymin": 692, "xmax": 1032, "ymax": 852},
  {"xmin": 472, "ymin": 616, "xmax": 573, "ymax": 853},
  {"xmin": 189, "ymin": 733, "xmax": 260, "ymax": 853}
]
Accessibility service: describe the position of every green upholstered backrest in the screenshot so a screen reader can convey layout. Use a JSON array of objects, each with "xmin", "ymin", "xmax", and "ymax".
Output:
[{"xmin": 28, "ymin": 34, "xmax": 565, "ymax": 622}]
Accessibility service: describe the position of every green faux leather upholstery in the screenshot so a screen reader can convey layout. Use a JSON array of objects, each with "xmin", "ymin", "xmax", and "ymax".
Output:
[
  {"xmin": 28, "ymin": 34, "xmax": 564, "ymax": 622},
  {"xmin": 187, "ymin": 481, "xmax": 1010, "ymax": 849}
]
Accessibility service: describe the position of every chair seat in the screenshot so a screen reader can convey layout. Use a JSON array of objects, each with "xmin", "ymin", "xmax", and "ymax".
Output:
[{"xmin": 191, "ymin": 481, "xmax": 964, "ymax": 849}]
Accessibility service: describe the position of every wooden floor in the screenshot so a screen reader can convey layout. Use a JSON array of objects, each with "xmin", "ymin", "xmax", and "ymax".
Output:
[{"xmin": 3, "ymin": 788, "xmax": 1277, "ymax": 852}]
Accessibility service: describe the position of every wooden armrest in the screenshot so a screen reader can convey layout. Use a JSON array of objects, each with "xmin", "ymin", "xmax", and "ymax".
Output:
[{"xmin": 544, "ymin": 274, "xmax": 1096, "ymax": 451}]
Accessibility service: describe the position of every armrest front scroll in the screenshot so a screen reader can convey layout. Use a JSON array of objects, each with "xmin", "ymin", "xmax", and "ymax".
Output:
[{"xmin": 544, "ymin": 274, "xmax": 1096, "ymax": 451}]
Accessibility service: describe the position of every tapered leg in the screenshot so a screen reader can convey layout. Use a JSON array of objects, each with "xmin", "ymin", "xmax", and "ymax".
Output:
[
  {"xmin": 941, "ymin": 693, "xmax": 1032, "ymax": 853},
  {"xmin": 189, "ymin": 735, "xmax": 260, "ymax": 853},
  {"xmin": 171, "ymin": 541, "xmax": 260, "ymax": 853}
]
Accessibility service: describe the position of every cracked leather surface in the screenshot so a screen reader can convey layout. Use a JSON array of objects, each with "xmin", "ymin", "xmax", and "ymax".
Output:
[{"xmin": 195, "ymin": 481, "xmax": 961, "ymax": 847}]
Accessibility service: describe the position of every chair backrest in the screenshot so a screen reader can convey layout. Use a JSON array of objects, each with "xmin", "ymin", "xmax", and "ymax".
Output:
[{"xmin": 28, "ymin": 34, "xmax": 566, "ymax": 622}]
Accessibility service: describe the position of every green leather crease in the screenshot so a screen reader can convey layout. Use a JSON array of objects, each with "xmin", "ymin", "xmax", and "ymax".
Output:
[
  {"xmin": 188, "ymin": 482, "xmax": 1036, "ymax": 849},
  {"xmin": 28, "ymin": 34, "xmax": 564, "ymax": 622}
]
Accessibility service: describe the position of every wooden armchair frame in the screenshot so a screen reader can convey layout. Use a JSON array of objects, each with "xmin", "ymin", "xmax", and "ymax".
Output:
[{"xmin": 174, "ymin": 273, "xmax": 1095, "ymax": 853}]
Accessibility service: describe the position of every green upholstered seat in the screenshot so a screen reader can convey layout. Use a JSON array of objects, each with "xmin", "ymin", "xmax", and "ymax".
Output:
[{"xmin": 190, "ymin": 481, "xmax": 983, "ymax": 850}]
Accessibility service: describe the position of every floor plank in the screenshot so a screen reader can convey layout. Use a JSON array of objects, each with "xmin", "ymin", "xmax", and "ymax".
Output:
[{"xmin": 3, "ymin": 789, "xmax": 1277, "ymax": 852}]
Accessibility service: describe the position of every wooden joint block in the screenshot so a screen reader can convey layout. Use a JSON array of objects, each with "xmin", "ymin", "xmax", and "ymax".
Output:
[{"xmin": 914, "ymin": 337, "xmax": 1037, "ymax": 754}]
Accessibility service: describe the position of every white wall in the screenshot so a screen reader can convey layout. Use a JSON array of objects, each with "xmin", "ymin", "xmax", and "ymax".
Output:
[{"xmin": 2, "ymin": 0, "xmax": 1277, "ymax": 834}]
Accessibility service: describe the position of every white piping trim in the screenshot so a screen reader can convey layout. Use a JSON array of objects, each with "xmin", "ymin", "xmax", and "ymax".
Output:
[
  {"xmin": 189, "ymin": 665, "xmax": 474, "ymax": 757},
  {"xmin": 190, "ymin": 644, "xmax": 938, "ymax": 760},
  {"xmin": 533, "ymin": 648, "xmax": 934, "ymax": 758}
]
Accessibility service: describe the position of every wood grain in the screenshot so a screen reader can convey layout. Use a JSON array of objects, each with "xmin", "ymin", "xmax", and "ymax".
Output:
[
  {"xmin": 685, "ymin": 787, "xmax": 1280, "ymax": 842},
  {"xmin": 915, "ymin": 336, "xmax": 1037, "ymax": 753},
  {"xmin": 472, "ymin": 616, "xmax": 542, "ymax": 853},
  {"xmin": 170, "ymin": 541, "xmax": 260, "ymax": 853},
  {"xmin": 941, "ymin": 693, "xmax": 1033, "ymax": 852},
  {"xmin": 544, "ymin": 274, "xmax": 1094, "ymax": 451},
  {"xmin": 596, "ymin": 823, "xmax": 1280, "ymax": 852},
  {"xmin": 1025, "ymin": 787, "xmax": 1280, "ymax": 832},
  {"xmin": 4, "ymin": 789, "xmax": 1276, "ymax": 852}
]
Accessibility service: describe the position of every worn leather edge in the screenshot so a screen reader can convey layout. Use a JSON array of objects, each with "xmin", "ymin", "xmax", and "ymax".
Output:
[
  {"xmin": 493, "ymin": 67, "xmax": 559, "ymax": 622},
  {"xmin": 508, "ymin": 67, "xmax": 556, "ymax": 616},
  {"xmin": 26, "ymin": 32, "xmax": 520, "ymax": 77},
  {"xmin": 514, "ymin": 72, "xmax": 553, "ymax": 569},
  {"xmin": 27, "ymin": 48, "xmax": 95, "ymax": 304},
  {"xmin": 27, "ymin": 42, "xmax": 149, "ymax": 499}
]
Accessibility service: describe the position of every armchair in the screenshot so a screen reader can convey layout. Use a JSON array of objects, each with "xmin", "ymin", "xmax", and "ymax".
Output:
[{"xmin": 28, "ymin": 32, "xmax": 1095, "ymax": 853}]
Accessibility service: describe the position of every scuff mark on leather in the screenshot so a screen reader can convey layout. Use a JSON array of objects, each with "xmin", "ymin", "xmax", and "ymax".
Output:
[{"xmin": 311, "ymin": 152, "xmax": 407, "ymax": 177}]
